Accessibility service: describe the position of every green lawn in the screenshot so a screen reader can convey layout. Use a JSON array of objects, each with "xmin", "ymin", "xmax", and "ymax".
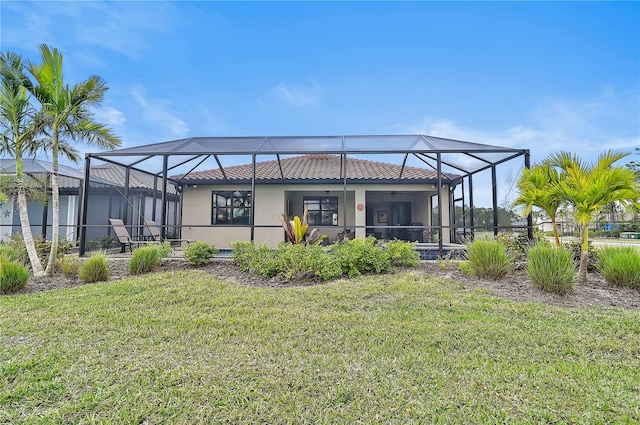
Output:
[{"xmin": 1, "ymin": 270, "xmax": 639, "ymax": 424}]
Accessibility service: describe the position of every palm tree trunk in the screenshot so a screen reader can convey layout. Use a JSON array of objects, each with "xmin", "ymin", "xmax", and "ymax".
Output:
[
  {"xmin": 551, "ymin": 217, "xmax": 560, "ymax": 247},
  {"xmin": 577, "ymin": 224, "xmax": 589, "ymax": 283},
  {"xmin": 44, "ymin": 140, "xmax": 60, "ymax": 276},
  {"xmin": 17, "ymin": 187, "xmax": 44, "ymax": 276}
]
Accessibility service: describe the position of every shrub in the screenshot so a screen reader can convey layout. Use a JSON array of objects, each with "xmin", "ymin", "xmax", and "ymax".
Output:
[
  {"xmin": 564, "ymin": 240, "xmax": 599, "ymax": 272},
  {"xmin": 280, "ymin": 206, "xmax": 326, "ymax": 245},
  {"xmin": 458, "ymin": 261, "xmax": 473, "ymax": 276},
  {"xmin": 86, "ymin": 234, "xmax": 118, "ymax": 250},
  {"xmin": 384, "ymin": 240, "xmax": 420, "ymax": 267},
  {"xmin": 129, "ymin": 246, "xmax": 162, "ymax": 275},
  {"xmin": 184, "ymin": 241, "xmax": 218, "ymax": 266},
  {"xmin": 249, "ymin": 243, "xmax": 284, "ymax": 278},
  {"xmin": 466, "ymin": 239, "xmax": 512, "ymax": 280},
  {"xmin": 231, "ymin": 241, "xmax": 286, "ymax": 278},
  {"xmin": 231, "ymin": 238, "xmax": 417, "ymax": 282},
  {"xmin": 527, "ymin": 243, "xmax": 575, "ymax": 293},
  {"xmin": 276, "ymin": 243, "xmax": 342, "ymax": 281},
  {"xmin": 0, "ymin": 259, "xmax": 29, "ymax": 294},
  {"xmin": 80, "ymin": 252, "xmax": 109, "ymax": 283},
  {"xmin": 56, "ymin": 256, "xmax": 80, "ymax": 278},
  {"xmin": 230, "ymin": 241, "xmax": 255, "ymax": 272},
  {"xmin": 8, "ymin": 232, "xmax": 73, "ymax": 266},
  {"xmin": 597, "ymin": 246, "xmax": 640, "ymax": 289},
  {"xmin": 0, "ymin": 244, "xmax": 20, "ymax": 263},
  {"xmin": 328, "ymin": 237, "xmax": 393, "ymax": 277},
  {"xmin": 156, "ymin": 243, "xmax": 174, "ymax": 259},
  {"xmin": 495, "ymin": 232, "xmax": 540, "ymax": 263}
]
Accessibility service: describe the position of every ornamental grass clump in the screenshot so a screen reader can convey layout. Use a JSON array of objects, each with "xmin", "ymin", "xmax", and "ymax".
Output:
[
  {"xmin": 0, "ymin": 244, "xmax": 20, "ymax": 263},
  {"xmin": 129, "ymin": 245, "xmax": 167, "ymax": 275},
  {"xmin": 80, "ymin": 252, "xmax": 109, "ymax": 283},
  {"xmin": 597, "ymin": 246, "xmax": 640, "ymax": 289},
  {"xmin": 466, "ymin": 238, "xmax": 512, "ymax": 280},
  {"xmin": 527, "ymin": 242, "xmax": 575, "ymax": 294},
  {"xmin": 56, "ymin": 255, "xmax": 80, "ymax": 278},
  {"xmin": 0, "ymin": 256, "xmax": 29, "ymax": 294}
]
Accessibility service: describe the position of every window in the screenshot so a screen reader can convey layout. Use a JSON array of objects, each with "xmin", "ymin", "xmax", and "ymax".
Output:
[
  {"xmin": 303, "ymin": 196, "xmax": 338, "ymax": 226},
  {"xmin": 211, "ymin": 191, "xmax": 252, "ymax": 225}
]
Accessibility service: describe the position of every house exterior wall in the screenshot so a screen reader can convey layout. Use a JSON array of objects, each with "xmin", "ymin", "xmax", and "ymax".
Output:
[
  {"xmin": 4, "ymin": 195, "xmax": 79, "ymax": 242},
  {"xmin": 181, "ymin": 182, "xmax": 447, "ymax": 248}
]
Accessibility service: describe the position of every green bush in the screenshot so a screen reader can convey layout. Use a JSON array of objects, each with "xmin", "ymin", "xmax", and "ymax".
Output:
[
  {"xmin": 458, "ymin": 261, "xmax": 473, "ymax": 276},
  {"xmin": 276, "ymin": 243, "xmax": 342, "ymax": 281},
  {"xmin": 597, "ymin": 246, "xmax": 640, "ymax": 289},
  {"xmin": 230, "ymin": 241, "xmax": 255, "ymax": 272},
  {"xmin": 0, "ymin": 244, "xmax": 20, "ymax": 263},
  {"xmin": 384, "ymin": 240, "xmax": 420, "ymax": 267},
  {"xmin": 231, "ymin": 238, "xmax": 418, "ymax": 282},
  {"xmin": 184, "ymin": 241, "xmax": 218, "ymax": 266},
  {"xmin": 8, "ymin": 232, "xmax": 73, "ymax": 266},
  {"xmin": 328, "ymin": 237, "xmax": 393, "ymax": 277},
  {"xmin": 156, "ymin": 243, "xmax": 173, "ymax": 259},
  {"xmin": 249, "ymin": 243, "xmax": 284, "ymax": 278},
  {"xmin": 527, "ymin": 243, "xmax": 575, "ymax": 293},
  {"xmin": 80, "ymin": 253, "xmax": 109, "ymax": 283},
  {"xmin": 56, "ymin": 256, "xmax": 80, "ymax": 278},
  {"xmin": 466, "ymin": 239, "xmax": 512, "ymax": 280},
  {"xmin": 564, "ymin": 240, "xmax": 600, "ymax": 272},
  {"xmin": 0, "ymin": 258, "xmax": 29, "ymax": 294},
  {"xmin": 495, "ymin": 232, "xmax": 539, "ymax": 263},
  {"xmin": 85, "ymin": 234, "xmax": 118, "ymax": 251}
]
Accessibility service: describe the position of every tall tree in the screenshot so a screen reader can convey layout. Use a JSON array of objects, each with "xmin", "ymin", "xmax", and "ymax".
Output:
[
  {"xmin": 512, "ymin": 163, "xmax": 564, "ymax": 247},
  {"xmin": 626, "ymin": 147, "xmax": 640, "ymax": 182},
  {"xmin": 28, "ymin": 44, "xmax": 121, "ymax": 275},
  {"xmin": 0, "ymin": 51, "xmax": 46, "ymax": 276},
  {"xmin": 626, "ymin": 147, "xmax": 640, "ymax": 220},
  {"xmin": 546, "ymin": 150, "xmax": 639, "ymax": 283}
]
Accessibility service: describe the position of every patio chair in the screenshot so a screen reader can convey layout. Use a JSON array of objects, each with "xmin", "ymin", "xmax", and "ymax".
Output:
[
  {"xmin": 109, "ymin": 218, "xmax": 160, "ymax": 253},
  {"xmin": 144, "ymin": 220, "xmax": 194, "ymax": 247}
]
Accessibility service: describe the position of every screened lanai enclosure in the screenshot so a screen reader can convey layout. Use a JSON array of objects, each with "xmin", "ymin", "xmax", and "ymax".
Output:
[{"xmin": 79, "ymin": 135, "xmax": 532, "ymax": 256}]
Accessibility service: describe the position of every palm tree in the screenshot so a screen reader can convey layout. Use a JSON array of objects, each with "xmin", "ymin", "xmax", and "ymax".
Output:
[
  {"xmin": 512, "ymin": 163, "xmax": 564, "ymax": 247},
  {"xmin": 0, "ymin": 51, "xmax": 46, "ymax": 276},
  {"xmin": 28, "ymin": 44, "xmax": 121, "ymax": 275},
  {"xmin": 546, "ymin": 150, "xmax": 640, "ymax": 283}
]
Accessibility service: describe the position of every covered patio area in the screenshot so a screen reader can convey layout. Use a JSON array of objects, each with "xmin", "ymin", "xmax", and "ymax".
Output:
[{"xmin": 78, "ymin": 134, "xmax": 532, "ymax": 256}]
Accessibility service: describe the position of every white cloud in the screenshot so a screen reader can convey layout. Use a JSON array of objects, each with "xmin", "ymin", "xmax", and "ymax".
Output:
[
  {"xmin": 1, "ymin": 1, "xmax": 175, "ymax": 58},
  {"xmin": 398, "ymin": 89, "xmax": 639, "ymax": 165},
  {"xmin": 1, "ymin": 3, "xmax": 53, "ymax": 51},
  {"xmin": 393, "ymin": 89, "xmax": 639, "ymax": 207},
  {"xmin": 270, "ymin": 79, "xmax": 320, "ymax": 106},
  {"xmin": 196, "ymin": 104, "xmax": 226, "ymax": 133},
  {"xmin": 132, "ymin": 88, "xmax": 189, "ymax": 137},
  {"xmin": 92, "ymin": 107, "xmax": 126, "ymax": 128}
]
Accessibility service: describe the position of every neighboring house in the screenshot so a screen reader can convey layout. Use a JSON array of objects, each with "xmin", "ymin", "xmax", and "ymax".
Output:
[
  {"xmin": 0, "ymin": 159, "xmax": 179, "ymax": 243},
  {"xmin": 174, "ymin": 154, "xmax": 459, "ymax": 248},
  {"xmin": 0, "ymin": 159, "xmax": 85, "ymax": 242}
]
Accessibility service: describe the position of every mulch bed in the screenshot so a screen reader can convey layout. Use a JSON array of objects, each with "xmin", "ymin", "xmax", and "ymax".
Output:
[{"xmin": 8, "ymin": 258, "xmax": 640, "ymax": 310}]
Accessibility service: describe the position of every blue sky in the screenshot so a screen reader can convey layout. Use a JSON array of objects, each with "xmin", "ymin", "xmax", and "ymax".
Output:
[{"xmin": 1, "ymin": 1, "xmax": 639, "ymax": 205}]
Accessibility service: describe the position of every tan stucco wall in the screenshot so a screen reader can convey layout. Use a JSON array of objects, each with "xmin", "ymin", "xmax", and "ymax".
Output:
[{"xmin": 180, "ymin": 182, "xmax": 448, "ymax": 248}]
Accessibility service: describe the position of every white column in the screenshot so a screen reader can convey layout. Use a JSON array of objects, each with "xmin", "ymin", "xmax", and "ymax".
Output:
[
  {"xmin": 355, "ymin": 188, "xmax": 366, "ymax": 238},
  {"xmin": 66, "ymin": 195, "xmax": 77, "ymax": 242},
  {"xmin": 441, "ymin": 187, "xmax": 451, "ymax": 243}
]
